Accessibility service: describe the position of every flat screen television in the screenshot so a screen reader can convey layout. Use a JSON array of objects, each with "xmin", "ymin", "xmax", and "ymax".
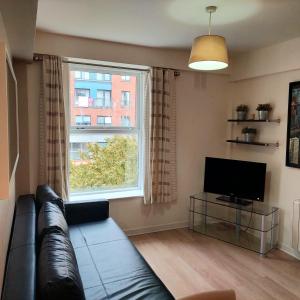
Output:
[{"xmin": 204, "ymin": 157, "xmax": 266, "ymax": 203}]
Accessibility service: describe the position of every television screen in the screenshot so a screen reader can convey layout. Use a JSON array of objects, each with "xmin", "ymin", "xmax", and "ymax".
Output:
[{"xmin": 204, "ymin": 157, "xmax": 266, "ymax": 201}]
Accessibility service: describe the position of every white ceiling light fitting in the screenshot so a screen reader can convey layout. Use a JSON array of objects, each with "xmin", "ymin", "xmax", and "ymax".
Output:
[{"xmin": 188, "ymin": 6, "xmax": 229, "ymax": 71}]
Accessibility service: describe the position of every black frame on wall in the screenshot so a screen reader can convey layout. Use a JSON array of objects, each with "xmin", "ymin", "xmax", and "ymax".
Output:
[{"xmin": 286, "ymin": 81, "xmax": 300, "ymax": 168}]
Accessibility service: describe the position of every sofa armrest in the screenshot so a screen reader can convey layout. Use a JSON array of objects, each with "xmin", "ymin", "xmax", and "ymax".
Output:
[
  {"xmin": 178, "ymin": 290, "xmax": 236, "ymax": 300},
  {"xmin": 65, "ymin": 199, "xmax": 109, "ymax": 225}
]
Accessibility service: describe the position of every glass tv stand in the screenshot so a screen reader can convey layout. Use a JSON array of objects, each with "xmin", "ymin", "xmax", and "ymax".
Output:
[{"xmin": 189, "ymin": 193, "xmax": 279, "ymax": 255}]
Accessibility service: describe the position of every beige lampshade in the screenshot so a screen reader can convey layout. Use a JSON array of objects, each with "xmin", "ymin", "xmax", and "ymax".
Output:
[{"xmin": 188, "ymin": 35, "xmax": 229, "ymax": 71}]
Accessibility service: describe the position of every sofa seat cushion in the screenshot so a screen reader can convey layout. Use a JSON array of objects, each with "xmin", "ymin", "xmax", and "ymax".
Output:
[
  {"xmin": 38, "ymin": 232, "xmax": 85, "ymax": 300},
  {"xmin": 71, "ymin": 218, "xmax": 127, "ymax": 246},
  {"xmin": 69, "ymin": 218, "xmax": 174, "ymax": 300},
  {"xmin": 38, "ymin": 201, "xmax": 69, "ymax": 241}
]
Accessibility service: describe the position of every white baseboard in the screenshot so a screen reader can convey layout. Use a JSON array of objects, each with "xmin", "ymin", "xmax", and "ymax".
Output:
[
  {"xmin": 125, "ymin": 221, "xmax": 189, "ymax": 236},
  {"xmin": 278, "ymin": 243, "xmax": 300, "ymax": 260}
]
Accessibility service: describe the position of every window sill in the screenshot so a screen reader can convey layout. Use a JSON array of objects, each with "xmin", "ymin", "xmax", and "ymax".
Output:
[{"xmin": 69, "ymin": 189, "xmax": 144, "ymax": 202}]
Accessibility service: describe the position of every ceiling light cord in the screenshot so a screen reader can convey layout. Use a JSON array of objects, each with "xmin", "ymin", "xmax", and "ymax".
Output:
[{"xmin": 208, "ymin": 11, "xmax": 212, "ymax": 35}]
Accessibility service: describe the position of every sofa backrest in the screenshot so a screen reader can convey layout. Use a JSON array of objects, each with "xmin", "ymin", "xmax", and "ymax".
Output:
[{"xmin": 2, "ymin": 195, "xmax": 36, "ymax": 300}]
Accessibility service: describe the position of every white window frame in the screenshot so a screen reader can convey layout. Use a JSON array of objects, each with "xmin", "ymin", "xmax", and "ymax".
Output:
[{"xmin": 68, "ymin": 64, "xmax": 145, "ymax": 200}]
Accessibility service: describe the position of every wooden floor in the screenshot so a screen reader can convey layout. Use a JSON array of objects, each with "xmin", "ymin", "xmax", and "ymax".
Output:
[{"xmin": 130, "ymin": 228, "xmax": 300, "ymax": 300}]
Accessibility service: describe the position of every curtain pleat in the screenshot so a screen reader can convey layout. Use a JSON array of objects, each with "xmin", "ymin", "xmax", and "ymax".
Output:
[
  {"xmin": 144, "ymin": 67, "xmax": 177, "ymax": 204},
  {"xmin": 39, "ymin": 55, "xmax": 68, "ymax": 200}
]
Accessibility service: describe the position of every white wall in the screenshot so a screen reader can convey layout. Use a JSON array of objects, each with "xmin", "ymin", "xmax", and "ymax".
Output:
[
  {"xmin": 20, "ymin": 31, "xmax": 230, "ymax": 234},
  {"xmin": 230, "ymin": 36, "xmax": 300, "ymax": 81},
  {"xmin": 113, "ymin": 71, "xmax": 229, "ymax": 234},
  {"xmin": 229, "ymin": 38, "xmax": 300, "ymax": 258},
  {"xmin": 24, "ymin": 30, "xmax": 300, "ymax": 258}
]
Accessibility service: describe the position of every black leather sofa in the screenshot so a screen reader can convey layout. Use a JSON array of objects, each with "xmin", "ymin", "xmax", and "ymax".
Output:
[{"xmin": 2, "ymin": 192, "xmax": 174, "ymax": 300}]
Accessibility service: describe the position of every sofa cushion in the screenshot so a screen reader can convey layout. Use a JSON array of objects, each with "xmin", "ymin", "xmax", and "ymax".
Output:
[
  {"xmin": 65, "ymin": 199, "xmax": 109, "ymax": 225},
  {"xmin": 36, "ymin": 184, "xmax": 65, "ymax": 214},
  {"xmin": 38, "ymin": 201, "xmax": 68, "ymax": 241},
  {"xmin": 38, "ymin": 232, "xmax": 85, "ymax": 300},
  {"xmin": 69, "ymin": 218, "xmax": 174, "ymax": 300}
]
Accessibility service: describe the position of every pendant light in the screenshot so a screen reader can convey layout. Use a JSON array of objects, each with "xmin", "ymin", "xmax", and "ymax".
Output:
[{"xmin": 188, "ymin": 6, "xmax": 228, "ymax": 71}]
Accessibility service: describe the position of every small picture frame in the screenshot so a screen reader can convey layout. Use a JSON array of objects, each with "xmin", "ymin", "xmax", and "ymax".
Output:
[{"xmin": 286, "ymin": 81, "xmax": 300, "ymax": 168}]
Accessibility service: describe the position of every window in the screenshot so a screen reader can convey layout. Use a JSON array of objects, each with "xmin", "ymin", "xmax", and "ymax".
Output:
[
  {"xmin": 121, "ymin": 91, "xmax": 130, "ymax": 107},
  {"xmin": 121, "ymin": 116, "xmax": 130, "ymax": 127},
  {"xmin": 121, "ymin": 75, "xmax": 131, "ymax": 81},
  {"xmin": 75, "ymin": 115, "xmax": 91, "ymax": 126},
  {"xmin": 104, "ymin": 73, "xmax": 111, "ymax": 81},
  {"xmin": 97, "ymin": 116, "xmax": 112, "ymax": 126},
  {"xmin": 70, "ymin": 143, "xmax": 89, "ymax": 160},
  {"xmin": 75, "ymin": 71, "xmax": 89, "ymax": 80},
  {"xmin": 75, "ymin": 88, "xmax": 90, "ymax": 107},
  {"xmin": 68, "ymin": 64, "xmax": 146, "ymax": 197},
  {"xmin": 96, "ymin": 73, "xmax": 111, "ymax": 81},
  {"xmin": 95, "ymin": 90, "xmax": 112, "ymax": 108}
]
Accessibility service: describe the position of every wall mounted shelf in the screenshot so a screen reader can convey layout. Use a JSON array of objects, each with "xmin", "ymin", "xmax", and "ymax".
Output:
[
  {"xmin": 226, "ymin": 139, "xmax": 279, "ymax": 147},
  {"xmin": 227, "ymin": 119, "xmax": 280, "ymax": 123}
]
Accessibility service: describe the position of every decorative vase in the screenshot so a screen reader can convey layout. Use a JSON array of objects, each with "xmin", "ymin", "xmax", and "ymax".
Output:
[
  {"xmin": 258, "ymin": 110, "xmax": 269, "ymax": 120},
  {"xmin": 244, "ymin": 133, "xmax": 256, "ymax": 143},
  {"xmin": 237, "ymin": 111, "xmax": 247, "ymax": 120}
]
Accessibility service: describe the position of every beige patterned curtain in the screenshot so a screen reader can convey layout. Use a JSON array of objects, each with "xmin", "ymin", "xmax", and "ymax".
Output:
[
  {"xmin": 144, "ymin": 67, "xmax": 177, "ymax": 204},
  {"xmin": 39, "ymin": 55, "xmax": 68, "ymax": 200}
]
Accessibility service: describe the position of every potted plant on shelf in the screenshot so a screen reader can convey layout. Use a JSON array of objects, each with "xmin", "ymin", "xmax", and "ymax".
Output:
[
  {"xmin": 256, "ymin": 103, "xmax": 272, "ymax": 120},
  {"xmin": 236, "ymin": 105, "xmax": 248, "ymax": 120},
  {"xmin": 242, "ymin": 127, "xmax": 257, "ymax": 143}
]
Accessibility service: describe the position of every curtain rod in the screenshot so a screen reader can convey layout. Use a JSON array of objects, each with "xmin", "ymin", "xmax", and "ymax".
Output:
[{"xmin": 33, "ymin": 53, "xmax": 181, "ymax": 76}]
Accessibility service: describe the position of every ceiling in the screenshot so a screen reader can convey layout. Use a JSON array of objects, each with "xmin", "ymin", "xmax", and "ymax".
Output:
[
  {"xmin": 37, "ymin": 0, "xmax": 300, "ymax": 53},
  {"xmin": 0, "ymin": 0, "xmax": 38, "ymax": 60}
]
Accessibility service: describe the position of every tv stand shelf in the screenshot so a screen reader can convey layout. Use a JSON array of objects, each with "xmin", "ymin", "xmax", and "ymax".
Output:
[{"xmin": 189, "ymin": 193, "xmax": 279, "ymax": 255}]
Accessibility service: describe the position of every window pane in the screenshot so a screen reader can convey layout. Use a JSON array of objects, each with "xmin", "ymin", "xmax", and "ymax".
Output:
[
  {"xmin": 83, "ymin": 72, "xmax": 89, "ymax": 80},
  {"xmin": 69, "ymin": 66, "xmax": 143, "ymax": 195},
  {"xmin": 121, "ymin": 91, "xmax": 130, "ymax": 107},
  {"xmin": 75, "ymin": 115, "xmax": 91, "ymax": 126},
  {"xmin": 70, "ymin": 71, "xmax": 136, "ymax": 127},
  {"xmin": 75, "ymin": 88, "xmax": 90, "ymax": 107},
  {"xmin": 69, "ymin": 134, "xmax": 138, "ymax": 193},
  {"xmin": 121, "ymin": 116, "xmax": 130, "ymax": 127},
  {"xmin": 97, "ymin": 115, "xmax": 112, "ymax": 125},
  {"xmin": 75, "ymin": 71, "xmax": 81, "ymax": 79},
  {"xmin": 95, "ymin": 90, "xmax": 111, "ymax": 108},
  {"xmin": 104, "ymin": 74, "xmax": 111, "ymax": 81},
  {"xmin": 121, "ymin": 75, "xmax": 130, "ymax": 81}
]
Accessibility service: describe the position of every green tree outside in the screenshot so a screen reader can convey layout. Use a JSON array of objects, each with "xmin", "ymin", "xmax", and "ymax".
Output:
[{"xmin": 70, "ymin": 136, "xmax": 138, "ymax": 192}]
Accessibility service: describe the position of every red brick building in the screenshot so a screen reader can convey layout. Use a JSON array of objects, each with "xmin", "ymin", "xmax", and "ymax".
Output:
[{"xmin": 69, "ymin": 71, "xmax": 136, "ymax": 127}]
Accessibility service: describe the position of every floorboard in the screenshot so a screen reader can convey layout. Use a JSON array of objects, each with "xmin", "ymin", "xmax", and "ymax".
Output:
[{"xmin": 130, "ymin": 228, "xmax": 300, "ymax": 300}]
